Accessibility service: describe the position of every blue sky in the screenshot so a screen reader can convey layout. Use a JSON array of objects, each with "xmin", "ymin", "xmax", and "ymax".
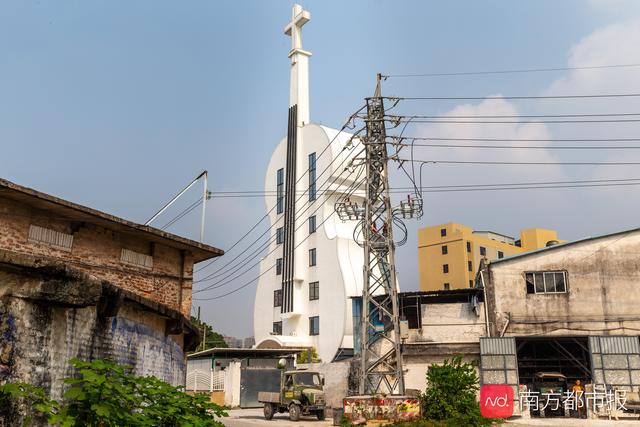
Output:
[{"xmin": 2, "ymin": 1, "xmax": 640, "ymax": 337}]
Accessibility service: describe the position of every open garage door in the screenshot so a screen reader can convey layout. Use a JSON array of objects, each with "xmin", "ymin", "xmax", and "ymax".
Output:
[
  {"xmin": 590, "ymin": 336, "xmax": 640, "ymax": 391},
  {"xmin": 516, "ymin": 337, "xmax": 592, "ymax": 386}
]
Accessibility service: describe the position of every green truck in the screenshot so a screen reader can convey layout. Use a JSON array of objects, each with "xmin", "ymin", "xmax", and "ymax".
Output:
[{"xmin": 258, "ymin": 369, "xmax": 326, "ymax": 421}]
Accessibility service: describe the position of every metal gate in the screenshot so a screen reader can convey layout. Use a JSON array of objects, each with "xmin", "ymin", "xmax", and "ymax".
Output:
[
  {"xmin": 480, "ymin": 337, "xmax": 520, "ymax": 409},
  {"xmin": 589, "ymin": 336, "xmax": 640, "ymax": 391},
  {"xmin": 239, "ymin": 368, "xmax": 281, "ymax": 408}
]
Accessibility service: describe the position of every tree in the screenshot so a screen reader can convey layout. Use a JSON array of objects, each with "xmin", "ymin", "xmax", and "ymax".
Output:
[
  {"xmin": 0, "ymin": 359, "xmax": 227, "ymax": 427},
  {"xmin": 420, "ymin": 356, "xmax": 493, "ymax": 427},
  {"xmin": 297, "ymin": 347, "xmax": 321, "ymax": 364},
  {"xmin": 190, "ymin": 316, "xmax": 228, "ymax": 351}
]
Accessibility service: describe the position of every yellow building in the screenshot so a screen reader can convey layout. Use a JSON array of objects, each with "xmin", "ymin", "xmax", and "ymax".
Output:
[{"xmin": 418, "ymin": 223, "xmax": 561, "ymax": 291}]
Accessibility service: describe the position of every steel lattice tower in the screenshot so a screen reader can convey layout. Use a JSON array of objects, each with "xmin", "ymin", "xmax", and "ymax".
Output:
[{"xmin": 358, "ymin": 77, "xmax": 405, "ymax": 395}]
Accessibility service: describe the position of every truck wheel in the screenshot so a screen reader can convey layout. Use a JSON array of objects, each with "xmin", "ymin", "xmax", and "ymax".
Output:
[
  {"xmin": 289, "ymin": 403, "xmax": 301, "ymax": 421},
  {"xmin": 264, "ymin": 403, "xmax": 275, "ymax": 420},
  {"xmin": 316, "ymin": 409, "xmax": 326, "ymax": 420}
]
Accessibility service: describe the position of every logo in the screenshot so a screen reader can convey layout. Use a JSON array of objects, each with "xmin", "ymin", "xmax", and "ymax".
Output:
[{"xmin": 480, "ymin": 384, "xmax": 514, "ymax": 418}]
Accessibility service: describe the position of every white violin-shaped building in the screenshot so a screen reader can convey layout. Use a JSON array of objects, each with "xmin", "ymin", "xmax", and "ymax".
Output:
[{"xmin": 253, "ymin": 4, "xmax": 365, "ymax": 362}]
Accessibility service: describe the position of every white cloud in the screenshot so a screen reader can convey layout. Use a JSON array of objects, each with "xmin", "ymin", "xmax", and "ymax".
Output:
[{"xmin": 405, "ymin": 17, "xmax": 640, "ymax": 241}]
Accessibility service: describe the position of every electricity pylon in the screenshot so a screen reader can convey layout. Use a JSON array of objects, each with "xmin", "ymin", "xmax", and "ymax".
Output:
[{"xmin": 336, "ymin": 75, "xmax": 422, "ymax": 395}]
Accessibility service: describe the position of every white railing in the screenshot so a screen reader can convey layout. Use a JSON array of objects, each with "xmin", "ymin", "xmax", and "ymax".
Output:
[{"xmin": 186, "ymin": 368, "xmax": 226, "ymax": 392}]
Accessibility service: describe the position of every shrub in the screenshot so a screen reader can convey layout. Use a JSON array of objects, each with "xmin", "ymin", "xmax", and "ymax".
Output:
[
  {"xmin": 0, "ymin": 358, "xmax": 227, "ymax": 427},
  {"xmin": 419, "ymin": 356, "xmax": 495, "ymax": 427}
]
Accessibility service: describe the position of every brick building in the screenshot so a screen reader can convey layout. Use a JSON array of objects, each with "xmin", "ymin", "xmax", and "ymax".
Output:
[{"xmin": 0, "ymin": 178, "xmax": 222, "ymax": 424}]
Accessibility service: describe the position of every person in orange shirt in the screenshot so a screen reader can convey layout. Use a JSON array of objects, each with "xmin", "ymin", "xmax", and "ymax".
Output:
[{"xmin": 572, "ymin": 380, "xmax": 585, "ymax": 418}]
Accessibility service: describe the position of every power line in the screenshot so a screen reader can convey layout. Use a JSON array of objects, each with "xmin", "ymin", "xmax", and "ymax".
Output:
[
  {"xmin": 390, "ymin": 118, "xmax": 640, "ymax": 124},
  {"xmin": 193, "ymin": 151, "xmax": 365, "ymax": 289},
  {"xmin": 382, "ymin": 63, "xmax": 640, "ymax": 78},
  {"xmin": 385, "ymin": 93, "xmax": 640, "ymax": 101},
  {"xmin": 398, "ymin": 142, "xmax": 640, "ymax": 150},
  {"xmin": 194, "ymin": 130, "xmax": 365, "ymax": 282},
  {"xmin": 402, "ymin": 159, "xmax": 640, "ymax": 166},
  {"xmin": 390, "ymin": 136, "xmax": 640, "ymax": 143},
  {"xmin": 193, "ymin": 163, "xmax": 364, "ymax": 290},
  {"xmin": 193, "ymin": 167, "xmax": 365, "ymax": 300},
  {"xmin": 160, "ymin": 198, "xmax": 202, "ymax": 230},
  {"xmin": 205, "ymin": 178, "xmax": 640, "ymax": 198},
  {"xmin": 390, "ymin": 112, "xmax": 640, "ymax": 119}
]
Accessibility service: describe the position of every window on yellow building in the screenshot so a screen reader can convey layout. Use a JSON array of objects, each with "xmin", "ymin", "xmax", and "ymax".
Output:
[
  {"xmin": 443, "ymin": 264, "xmax": 449, "ymax": 273},
  {"xmin": 443, "ymin": 283, "xmax": 450, "ymax": 290},
  {"xmin": 498, "ymin": 251, "xmax": 504, "ymax": 259},
  {"xmin": 441, "ymin": 228, "xmax": 446, "ymax": 237},
  {"xmin": 468, "ymin": 261, "xmax": 473, "ymax": 272},
  {"xmin": 467, "ymin": 241, "xmax": 471, "ymax": 252},
  {"xmin": 441, "ymin": 245, "xmax": 448, "ymax": 255},
  {"xmin": 480, "ymin": 246, "xmax": 486, "ymax": 256},
  {"xmin": 469, "ymin": 280, "xmax": 474, "ymax": 288}
]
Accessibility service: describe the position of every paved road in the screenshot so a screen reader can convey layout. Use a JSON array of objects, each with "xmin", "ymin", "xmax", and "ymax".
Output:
[
  {"xmin": 222, "ymin": 408, "xmax": 639, "ymax": 427},
  {"xmin": 222, "ymin": 408, "xmax": 333, "ymax": 427}
]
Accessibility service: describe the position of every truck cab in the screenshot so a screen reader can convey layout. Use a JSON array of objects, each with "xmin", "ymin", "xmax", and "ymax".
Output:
[{"xmin": 259, "ymin": 369, "xmax": 326, "ymax": 421}]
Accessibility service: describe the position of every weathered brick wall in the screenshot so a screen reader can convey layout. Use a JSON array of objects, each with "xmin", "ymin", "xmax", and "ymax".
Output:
[
  {"xmin": 0, "ymin": 263, "xmax": 189, "ymax": 426},
  {"xmin": 0, "ymin": 197, "xmax": 193, "ymax": 316}
]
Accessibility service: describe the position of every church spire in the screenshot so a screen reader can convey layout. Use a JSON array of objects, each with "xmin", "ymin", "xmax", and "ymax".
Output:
[{"xmin": 284, "ymin": 4, "xmax": 311, "ymax": 127}]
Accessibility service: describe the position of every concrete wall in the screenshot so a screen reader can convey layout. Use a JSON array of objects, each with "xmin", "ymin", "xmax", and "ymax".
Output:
[
  {"xmin": 0, "ymin": 258, "xmax": 189, "ymax": 425},
  {"xmin": 408, "ymin": 302, "xmax": 487, "ymax": 343},
  {"xmin": 298, "ymin": 360, "xmax": 351, "ymax": 409},
  {"xmin": 0, "ymin": 197, "xmax": 193, "ymax": 315},
  {"xmin": 403, "ymin": 300, "xmax": 485, "ymax": 392},
  {"xmin": 486, "ymin": 230, "xmax": 640, "ymax": 337}
]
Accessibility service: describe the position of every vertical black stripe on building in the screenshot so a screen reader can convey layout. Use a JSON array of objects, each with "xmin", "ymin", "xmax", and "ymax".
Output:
[{"xmin": 281, "ymin": 105, "xmax": 297, "ymax": 313}]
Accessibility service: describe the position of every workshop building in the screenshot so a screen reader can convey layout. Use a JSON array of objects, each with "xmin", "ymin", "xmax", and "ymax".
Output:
[{"xmin": 480, "ymin": 226, "xmax": 640, "ymax": 416}]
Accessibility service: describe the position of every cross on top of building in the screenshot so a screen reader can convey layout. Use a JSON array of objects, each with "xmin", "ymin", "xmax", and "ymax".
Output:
[{"xmin": 284, "ymin": 4, "xmax": 310, "ymax": 53}]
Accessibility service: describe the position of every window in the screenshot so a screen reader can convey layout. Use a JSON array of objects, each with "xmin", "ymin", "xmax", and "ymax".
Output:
[
  {"xmin": 498, "ymin": 251, "xmax": 504, "ymax": 259},
  {"xmin": 469, "ymin": 280, "xmax": 474, "ymax": 288},
  {"xmin": 308, "ymin": 152, "xmax": 317, "ymax": 201},
  {"xmin": 440, "ymin": 228, "xmax": 447, "ymax": 237},
  {"xmin": 276, "ymin": 168, "xmax": 284, "ymax": 214},
  {"xmin": 309, "ymin": 215, "xmax": 317, "ymax": 234},
  {"xmin": 443, "ymin": 283, "xmax": 450, "ymax": 290},
  {"xmin": 274, "ymin": 289, "xmax": 282, "ymax": 307},
  {"xmin": 276, "ymin": 227, "xmax": 284, "ymax": 244},
  {"xmin": 480, "ymin": 246, "xmax": 486, "ymax": 256},
  {"xmin": 309, "ymin": 316, "xmax": 320, "ymax": 335},
  {"xmin": 276, "ymin": 258, "xmax": 283, "ymax": 275},
  {"xmin": 443, "ymin": 264, "xmax": 449, "ymax": 273},
  {"xmin": 309, "ymin": 281, "xmax": 319, "ymax": 300},
  {"xmin": 273, "ymin": 321, "xmax": 282, "ymax": 335},
  {"xmin": 441, "ymin": 245, "xmax": 448, "ymax": 255},
  {"xmin": 466, "ymin": 241, "xmax": 471, "ymax": 253},
  {"xmin": 309, "ymin": 248, "xmax": 317, "ymax": 266},
  {"xmin": 468, "ymin": 261, "xmax": 473, "ymax": 272},
  {"xmin": 525, "ymin": 271, "xmax": 567, "ymax": 294}
]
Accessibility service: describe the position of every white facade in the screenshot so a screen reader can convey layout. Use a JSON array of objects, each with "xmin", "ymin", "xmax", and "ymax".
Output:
[{"xmin": 253, "ymin": 4, "xmax": 365, "ymax": 362}]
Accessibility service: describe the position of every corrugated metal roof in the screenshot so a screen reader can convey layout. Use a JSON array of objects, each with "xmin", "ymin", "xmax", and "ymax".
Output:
[
  {"xmin": 188, "ymin": 347, "xmax": 305, "ymax": 359},
  {"xmin": 590, "ymin": 336, "xmax": 640, "ymax": 354},
  {"xmin": 480, "ymin": 337, "xmax": 516, "ymax": 355}
]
